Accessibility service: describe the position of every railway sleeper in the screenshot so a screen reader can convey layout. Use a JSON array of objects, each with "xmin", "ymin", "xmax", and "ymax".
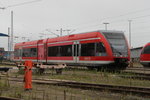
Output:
[
  {"xmin": 9, "ymin": 77, "xmax": 150, "ymax": 98},
  {"xmin": 55, "ymin": 83, "xmax": 150, "ymax": 97}
]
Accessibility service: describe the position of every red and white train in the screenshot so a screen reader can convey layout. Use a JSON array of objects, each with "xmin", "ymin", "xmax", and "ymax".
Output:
[
  {"xmin": 14, "ymin": 30, "xmax": 130, "ymax": 70},
  {"xmin": 140, "ymin": 43, "xmax": 150, "ymax": 67}
]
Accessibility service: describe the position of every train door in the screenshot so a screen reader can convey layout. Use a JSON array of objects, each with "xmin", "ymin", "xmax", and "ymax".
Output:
[
  {"xmin": 19, "ymin": 47, "xmax": 22, "ymax": 61},
  {"xmin": 73, "ymin": 41, "xmax": 80, "ymax": 63},
  {"xmin": 37, "ymin": 40, "xmax": 45, "ymax": 63},
  {"xmin": 38, "ymin": 44, "xmax": 44, "ymax": 62},
  {"xmin": 44, "ymin": 43, "xmax": 47, "ymax": 62}
]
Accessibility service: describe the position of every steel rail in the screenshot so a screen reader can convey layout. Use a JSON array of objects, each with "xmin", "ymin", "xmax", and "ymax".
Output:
[
  {"xmin": 0, "ymin": 96, "xmax": 20, "ymax": 100},
  {"xmin": 8, "ymin": 77, "xmax": 150, "ymax": 97},
  {"xmin": 126, "ymin": 67, "xmax": 150, "ymax": 71},
  {"xmin": 119, "ymin": 75, "xmax": 150, "ymax": 80}
]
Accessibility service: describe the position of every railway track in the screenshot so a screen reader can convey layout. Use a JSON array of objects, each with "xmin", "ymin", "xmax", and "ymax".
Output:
[
  {"xmin": 0, "ymin": 62, "xmax": 16, "ymax": 66},
  {"xmin": 119, "ymin": 75, "xmax": 150, "ymax": 81},
  {"xmin": 0, "ymin": 96, "xmax": 20, "ymax": 100},
  {"xmin": 2, "ymin": 63, "xmax": 150, "ymax": 81},
  {"xmin": 7, "ymin": 76, "xmax": 150, "ymax": 97},
  {"xmin": 126, "ymin": 67, "xmax": 150, "ymax": 71},
  {"xmin": 124, "ymin": 67, "xmax": 150, "ymax": 76},
  {"xmin": 119, "ymin": 67, "xmax": 150, "ymax": 80}
]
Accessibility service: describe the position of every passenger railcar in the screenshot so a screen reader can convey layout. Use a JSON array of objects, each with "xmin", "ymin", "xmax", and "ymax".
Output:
[
  {"xmin": 14, "ymin": 30, "xmax": 130, "ymax": 70},
  {"xmin": 140, "ymin": 43, "xmax": 150, "ymax": 67}
]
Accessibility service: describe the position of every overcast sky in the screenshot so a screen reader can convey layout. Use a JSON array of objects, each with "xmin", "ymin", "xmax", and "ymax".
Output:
[{"xmin": 0, "ymin": 0, "xmax": 150, "ymax": 50}]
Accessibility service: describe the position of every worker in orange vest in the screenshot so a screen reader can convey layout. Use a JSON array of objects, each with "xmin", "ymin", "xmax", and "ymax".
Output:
[{"xmin": 24, "ymin": 61, "xmax": 33, "ymax": 91}]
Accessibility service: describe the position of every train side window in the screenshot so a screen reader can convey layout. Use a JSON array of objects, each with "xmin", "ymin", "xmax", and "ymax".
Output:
[
  {"xmin": 22, "ymin": 48, "xmax": 37, "ymax": 57},
  {"xmin": 48, "ymin": 45, "xmax": 72, "ymax": 57},
  {"xmin": 95, "ymin": 42, "xmax": 107, "ymax": 56},
  {"xmin": 81, "ymin": 42, "xmax": 107, "ymax": 56},
  {"xmin": 22, "ymin": 48, "xmax": 30, "ymax": 57},
  {"xmin": 30, "ymin": 48, "xmax": 37, "ymax": 57},
  {"xmin": 60, "ymin": 45, "xmax": 72, "ymax": 56},
  {"xmin": 142, "ymin": 46, "xmax": 150, "ymax": 54},
  {"xmin": 48, "ymin": 46, "xmax": 59, "ymax": 56},
  {"xmin": 81, "ymin": 43, "xmax": 95, "ymax": 56},
  {"xmin": 14, "ymin": 49, "xmax": 20, "ymax": 57}
]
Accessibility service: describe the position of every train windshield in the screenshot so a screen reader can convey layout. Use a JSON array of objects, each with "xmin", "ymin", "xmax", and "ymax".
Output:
[
  {"xmin": 103, "ymin": 32, "xmax": 128, "ymax": 57},
  {"xmin": 141, "ymin": 46, "xmax": 150, "ymax": 54}
]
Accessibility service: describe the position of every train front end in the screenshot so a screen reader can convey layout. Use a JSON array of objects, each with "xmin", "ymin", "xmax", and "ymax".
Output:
[
  {"xmin": 140, "ymin": 43, "xmax": 150, "ymax": 67},
  {"xmin": 102, "ymin": 31, "xmax": 130, "ymax": 69}
]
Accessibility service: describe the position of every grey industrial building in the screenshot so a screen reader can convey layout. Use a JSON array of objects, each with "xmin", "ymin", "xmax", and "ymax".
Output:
[{"xmin": 130, "ymin": 47, "xmax": 143, "ymax": 62}]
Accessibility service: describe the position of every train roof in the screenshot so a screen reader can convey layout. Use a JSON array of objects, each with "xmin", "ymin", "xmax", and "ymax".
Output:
[
  {"xmin": 46, "ymin": 30, "xmax": 124, "ymax": 43},
  {"xmin": 72, "ymin": 30, "xmax": 124, "ymax": 35},
  {"xmin": 15, "ymin": 40, "xmax": 39, "ymax": 47},
  {"xmin": 14, "ymin": 30, "xmax": 124, "ymax": 47},
  {"xmin": 47, "ymin": 31, "xmax": 100, "ymax": 43},
  {"xmin": 144, "ymin": 42, "xmax": 150, "ymax": 47},
  {"xmin": 147, "ymin": 42, "xmax": 150, "ymax": 45},
  {"xmin": 99, "ymin": 30, "xmax": 124, "ymax": 33}
]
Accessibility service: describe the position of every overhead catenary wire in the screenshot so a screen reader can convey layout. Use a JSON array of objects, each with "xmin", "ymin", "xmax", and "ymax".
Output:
[
  {"xmin": 0, "ymin": 1, "xmax": 5, "ymax": 10},
  {"xmin": 133, "ymin": 19, "xmax": 150, "ymax": 24},
  {"xmin": 73, "ymin": 13, "xmax": 150, "ymax": 32},
  {"xmin": 99, "ymin": 14, "xmax": 150, "ymax": 26},
  {"xmin": 70, "ymin": 7, "xmax": 150, "ymax": 32},
  {"xmin": 0, "ymin": 1, "xmax": 3, "ymax": 6},
  {"xmin": 132, "ymin": 32, "xmax": 150, "ymax": 34},
  {"xmin": 1, "ymin": 0, "xmax": 42, "ymax": 9}
]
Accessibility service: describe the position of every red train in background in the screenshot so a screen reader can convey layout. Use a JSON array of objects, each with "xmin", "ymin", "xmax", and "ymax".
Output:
[
  {"xmin": 14, "ymin": 30, "xmax": 130, "ymax": 70},
  {"xmin": 140, "ymin": 43, "xmax": 150, "ymax": 67}
]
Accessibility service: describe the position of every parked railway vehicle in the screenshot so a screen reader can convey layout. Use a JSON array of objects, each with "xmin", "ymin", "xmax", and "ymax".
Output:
[
  {"xmin": 0, "ymin": 48, "xmax": 4, "ymax": 55},
  {"xmin": 0, "ymin": 48, "xmax": 4, "ymax": 62},
  {"xmin": 140, "ymin": 43, "xmax": 150, "ymax": 67},
  {"xmin": 14, "ymin": 30, "xmax": 130, "ymax": 70}
]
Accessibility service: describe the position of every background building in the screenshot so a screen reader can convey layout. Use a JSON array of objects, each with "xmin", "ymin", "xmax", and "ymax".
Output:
[{"xmin": 130, "ymin": 47, "xmax": 143, "ymax": 62}]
